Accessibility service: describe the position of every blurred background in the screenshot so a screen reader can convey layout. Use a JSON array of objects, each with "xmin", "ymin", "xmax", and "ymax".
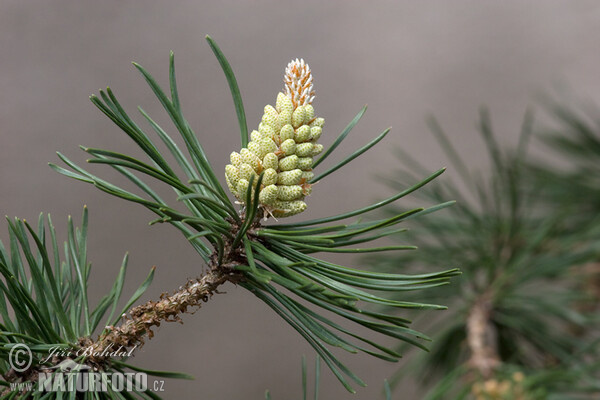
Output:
[{"xmin": 1, "ymin": 1, "xmax": 599, "ymax": 398}]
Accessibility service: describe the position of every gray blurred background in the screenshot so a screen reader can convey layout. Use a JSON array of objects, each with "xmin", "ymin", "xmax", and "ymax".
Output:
[{"xmin": 1, "ymin": 1, "xmax": 599, "ymax": 398}]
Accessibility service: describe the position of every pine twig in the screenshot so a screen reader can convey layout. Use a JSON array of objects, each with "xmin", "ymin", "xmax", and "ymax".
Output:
[
  {"xmin": 87, "ymin": 268, "xmax": 237, "ymax": 363},
  {"xmin": 466, "ymin": 294, "xmax": 500, "ymax": 378}
]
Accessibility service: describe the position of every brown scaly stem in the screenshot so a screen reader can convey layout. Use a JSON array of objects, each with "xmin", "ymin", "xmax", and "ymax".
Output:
[
  {"xmin": 86, "ymin": 268, "xmax": 237, "ymax": 364},
  {"xmin": 466, "ymin": 293, "xmax": 500, "ymax": 379}
]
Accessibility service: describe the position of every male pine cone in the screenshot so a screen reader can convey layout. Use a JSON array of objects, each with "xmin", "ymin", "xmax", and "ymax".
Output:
[{"xmin": 225, "ymin": 59, "xmax": 324, "ymax": 217}]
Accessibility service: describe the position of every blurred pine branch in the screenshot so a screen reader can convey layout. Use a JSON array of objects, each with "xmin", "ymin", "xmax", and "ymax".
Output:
[{"xmin": 371, "ymin": 107, "xmax": 600, "ymax": 399}]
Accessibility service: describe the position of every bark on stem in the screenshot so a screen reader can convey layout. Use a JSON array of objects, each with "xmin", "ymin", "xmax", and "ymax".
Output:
[
  {"xmin": 466, "ymin": 295, "xmax": 500, "ymax": 378},
  {"xmin": 86, "ymin": 268, "xmax": 235, "ymax": 363}
]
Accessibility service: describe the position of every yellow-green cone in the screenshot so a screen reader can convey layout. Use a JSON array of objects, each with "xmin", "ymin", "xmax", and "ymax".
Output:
[{"xmin": 225, "ymin": 58, "xmax": 323, "ymax": 217}]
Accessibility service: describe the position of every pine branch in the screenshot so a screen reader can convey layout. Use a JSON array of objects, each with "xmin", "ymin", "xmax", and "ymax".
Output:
[
  {"xmin": 0, "ymin": 210, "xmax": 194, "ymax": 399},
  {"xmin": 88, "ymin": 268, "xmax": 233, "ymax": 361},
  {"xmin": 466, "ymin": 294, "xmax": 499, "ymax": 379},
  {"xmin": 375, "ymin": 108, "xmax": 600, "ymax": 399},
  {"xmin": 50, "ymin": 36, "xmax": 458, "ymax": 393}
]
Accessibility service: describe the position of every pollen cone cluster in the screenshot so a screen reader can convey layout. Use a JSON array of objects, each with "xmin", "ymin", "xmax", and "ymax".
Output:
[{"xmin": 225, "ymin": 59, "xmax": 324, "ymax": 218}]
